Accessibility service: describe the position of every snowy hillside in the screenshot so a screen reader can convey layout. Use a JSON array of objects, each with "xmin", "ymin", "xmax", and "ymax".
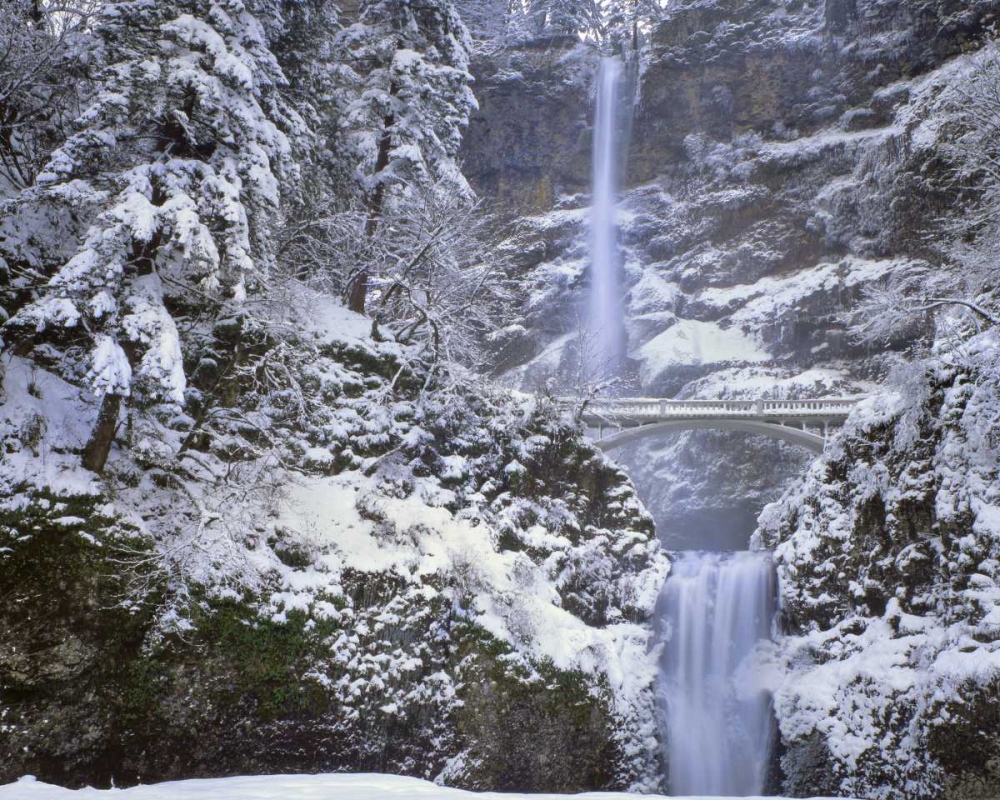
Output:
[
  {"xmin": 0, "ymin": 287, "xmax": 668, "ymax": 789},
  {"xmin": 753, "ymin": 329, "xmax": 1000, "ymax": 798}
]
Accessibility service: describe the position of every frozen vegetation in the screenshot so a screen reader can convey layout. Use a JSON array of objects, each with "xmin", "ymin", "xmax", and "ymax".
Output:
[
  {"xmin": 753, "ymin": 328, "xmax": 1000, "ymax": 799},
  {"xmin": 3, "ymin": 0, "xmax": 1000, "ymax": 797}
]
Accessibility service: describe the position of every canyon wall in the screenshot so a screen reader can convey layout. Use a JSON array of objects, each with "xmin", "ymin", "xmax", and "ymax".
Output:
[{"xmin": 462, "ymin": 0, "xmax": 999, "ymax": 550}]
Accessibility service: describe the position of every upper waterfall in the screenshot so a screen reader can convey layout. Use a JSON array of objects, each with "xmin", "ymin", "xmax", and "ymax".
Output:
[{"xmin": 589, "ymin": 56, "xmax": 627, "ymax": 376}]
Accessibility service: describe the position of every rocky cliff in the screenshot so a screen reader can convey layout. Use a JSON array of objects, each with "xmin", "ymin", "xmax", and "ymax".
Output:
[
  {"xmin": 753, "ymin": 329, "xmax": 1000, "ymax": 799},
  {"xmin": 461, "ymin": 0, "xmax": 1000, "ymax": 549}
]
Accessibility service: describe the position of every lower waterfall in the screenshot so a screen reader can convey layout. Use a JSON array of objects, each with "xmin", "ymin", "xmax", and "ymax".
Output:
[{"xmin": 655, "ymin": 551, "xmax": 777, "ymax": 797}]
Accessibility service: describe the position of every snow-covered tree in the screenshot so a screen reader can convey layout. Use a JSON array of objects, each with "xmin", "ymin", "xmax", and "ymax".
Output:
[
  {"xmin": 851, "ymin": 275, "xmax": 999, "ymax": 347},
  {"xmin": 370, "ymin": 189, "xmax": 515, "ymax": 368},
  {"xmin": 526, "ymin": 0, "xmax": 602, "ymax": 36},
  {"xmin": 477, "ymin": 0, "xmax": 602, "ymax": 40},
  {"xmin": 2, "ymin": 0, "xmax": 303, "ymax": 473},
  {"xmin": 851, "ymin": 45, "xmax": 1000, "ymax": 347},
  {"xmin": 456, "ymin": 0, "xmax": 662, "ymax": 54},
  {"xmin": 265, "ymin": 0, "xmax": 349, "ymax": 198},
  {"xmin": 0, "ymin": 0, "xmax": 96, "ymax": 193},
  {"xmin": 454, "ymin": 0, "xmax": 519, "ymax": 50},
  {"xmin": 599, "ymin": 0, "xmax": 665, "ymax": 51},
  {"xmin": 331, "ymin": 0, "xmax": 477, "ymax": 313},
  {"xmin": 941, "ymin": 44, "xmax": 1000, "ymax": 311}
]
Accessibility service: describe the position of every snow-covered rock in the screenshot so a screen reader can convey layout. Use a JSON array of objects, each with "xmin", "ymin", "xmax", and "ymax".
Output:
[
  {"xmin": 753, "ymin": 330, "xmax": 1000, "ymax": 799},
  {"xmin": 0, "ymin": 292, "xmax": 667, "ymax": 792}
]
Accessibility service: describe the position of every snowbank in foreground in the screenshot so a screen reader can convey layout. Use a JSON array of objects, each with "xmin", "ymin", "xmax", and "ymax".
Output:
[{"xmin": 0, "ymin": 773, "xmax": 843, "ymax": 800}]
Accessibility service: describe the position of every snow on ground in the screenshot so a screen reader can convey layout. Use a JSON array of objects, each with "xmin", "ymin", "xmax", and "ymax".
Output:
[
  {"xmin": 280, "ymin": 468, "xmax": 659, "ymax": 682},
  {"xmin": 0, "ymin": 356, "xmax": 101, "ymax": 497},
  {"xmin": 680, "ymin": 365, "xmax": 874, "ymax": 400},
  {"xmin": 635, "ymin": 319, "xmax": 770, "ymax": 386},
  {"xmin": 696, "ymin": 257, "xmax": 914, "ymax": 332},
  {"xmin": 0, "ymin": 773, "xmax": 846, "ymax": 800},
  {"xmin": 756, "ymin": 124, "xmax": 905, "ymax": 166}
]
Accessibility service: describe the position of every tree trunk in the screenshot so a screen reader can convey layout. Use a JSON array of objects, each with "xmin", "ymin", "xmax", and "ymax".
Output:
[
  {"xmin": 347, "ymin": 79, "xmax": 398, "ymax": 314},
  {"xmin": 347, "ymin": 264, "xmax": 370, "ymax": 314},
  {"xmin": 82, "ymin": 393, "xmax": 122, "ymax": 473}
]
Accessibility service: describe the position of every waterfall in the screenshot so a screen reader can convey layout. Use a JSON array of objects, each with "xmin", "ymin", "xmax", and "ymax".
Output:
[
  {"xmin": 589, "ymin": 57, "xmax": 626, "ymax": 375},
  {"xmin": 655, "ymin": 551, "xmax": 777, "ymax": 797}
]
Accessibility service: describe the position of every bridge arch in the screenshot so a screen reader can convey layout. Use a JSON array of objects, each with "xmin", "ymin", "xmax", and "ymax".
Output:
[{"xmin": 592, "ymin": 419, "xmax": 827, "ymax": 453}]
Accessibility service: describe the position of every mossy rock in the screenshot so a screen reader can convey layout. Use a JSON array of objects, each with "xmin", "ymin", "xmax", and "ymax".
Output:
[
  {"xmin": 0, "ymin": 487, "xmax": 162, "ymax": 786},
  {"xmin": 449, "ymin": 623, "xmax": 620, "ymax": 792},
  {"xmin": 930, "ymin": 679, "xmax": 1000, "ymax": 800}
]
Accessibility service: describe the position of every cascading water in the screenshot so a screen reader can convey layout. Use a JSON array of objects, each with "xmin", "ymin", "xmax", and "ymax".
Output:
[
  {"xmin": 655, "ymin": 551, "xmax": 777, "ymax": 797},
  {"xmin": 589, "ymin": 57, "xmax": 626, "ymax": 374},
  {"xmin": 589, "ymin": 55, "xmax": 776, "ymax": 796}
]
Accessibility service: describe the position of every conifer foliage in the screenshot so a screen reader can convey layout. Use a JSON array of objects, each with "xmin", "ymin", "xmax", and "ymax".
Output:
[
  {"xmin": 3, "ymin": 0, "xmax": 302, "ymax": 472},
  {"xmin": 332, "ymin": 0, "xmax": 478, "ymax": 312}
]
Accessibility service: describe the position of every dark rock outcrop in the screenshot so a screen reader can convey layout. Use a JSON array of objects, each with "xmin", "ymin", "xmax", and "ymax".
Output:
[
  {"xmin": 631, "ymin": 0, "xmax": 999, "ymax": 183},
  {"xmin": 460, "ymin": 38, "xmax": 598, "ymax": 215}
]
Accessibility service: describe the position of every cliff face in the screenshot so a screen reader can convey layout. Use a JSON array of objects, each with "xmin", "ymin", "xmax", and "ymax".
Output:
[
  {"xmin": 461, "ymin": 38, "xmax": 597, "ymax": 216},
  {"xmin": 753, "ymin": 330, "xmax": 1000, "ymax": 799},
  {"xmin": 632, "ymin": 0, "xmax": 998, "ymax": 181},
  {"xmin": 461, "ymin": 0, "xmax": 1000, "ymax": 549}
]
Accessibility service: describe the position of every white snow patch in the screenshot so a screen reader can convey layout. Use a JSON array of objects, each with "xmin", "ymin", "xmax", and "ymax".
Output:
[
  {"xmin": 636, "ymin": 320, "xmax": 769, "ymax": 385},
  {"xmin": 0, "ymin": 772, "xmax": 849, "ymax": 799}
]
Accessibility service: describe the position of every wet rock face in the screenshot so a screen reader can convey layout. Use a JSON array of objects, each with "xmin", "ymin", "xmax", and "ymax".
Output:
[
  {"xmin": 625, "ymin": 431, "xmax": 811, "ymax": 551},
  {"xmin": 631, "ymin": 0, "xmax": 999, "ymax": 182},
  {"xmin": 459, "ymin": 38, "xmax": 598, "ymax": 215},
  {"xmin": 0, "ymin": 499, "xmax": 157, "ymax": 787}
]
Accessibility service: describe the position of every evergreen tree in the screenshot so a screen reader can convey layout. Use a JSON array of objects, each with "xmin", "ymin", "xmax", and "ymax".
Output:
[
  {"xmin": 0, "ymin": 1, "xmax": 100, "ymax": 328},
  {"xmin": 267, "ymin": 0, "xmax": 348, "ymax": 201},
  {"xmin": 529, "ymin": 0, "xmax": 602, "ymax": 36},
  {"xmin": 0, "ymin": 0, "xmax": 95, "ymax": 194},
  {"xmin": 600, "ymin": 0, "xmax": 664, "ymax": 51},
  {"xmin": 332, "ymin": 0, "xmax": 477, "ymax": 313},
  {"xmin": 2, "ymin": 0, "xmax": 303, "ymax": 472}
]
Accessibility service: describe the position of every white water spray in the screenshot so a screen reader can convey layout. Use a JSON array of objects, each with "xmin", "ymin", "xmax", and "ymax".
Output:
[
  {"xmin": 655, "ymin": 551, "xmax": 777, "ymax": 797},
  {"xmin": 589, "ymin": 57, "xmax": 626, "ymax": 374}
]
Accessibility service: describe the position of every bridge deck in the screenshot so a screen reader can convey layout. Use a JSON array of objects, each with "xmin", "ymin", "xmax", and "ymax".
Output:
[
  {"xmin": 575, "ymin": 397, "xmax": 865, "ymax": 426},
  {"xmin": 563, "ymin": 396, "xmax": 866, "ymax": 454}
]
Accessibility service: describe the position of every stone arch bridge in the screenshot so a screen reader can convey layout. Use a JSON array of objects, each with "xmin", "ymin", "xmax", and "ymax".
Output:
[{"xmin": 571, "ymin": 397, "xmax": 866, "ymax": 454}]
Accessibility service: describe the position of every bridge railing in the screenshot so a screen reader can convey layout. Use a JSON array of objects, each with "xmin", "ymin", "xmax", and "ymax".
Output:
[{"xmin": 561, "ymin": 396, "xmax": 866, "ymax": 420}]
